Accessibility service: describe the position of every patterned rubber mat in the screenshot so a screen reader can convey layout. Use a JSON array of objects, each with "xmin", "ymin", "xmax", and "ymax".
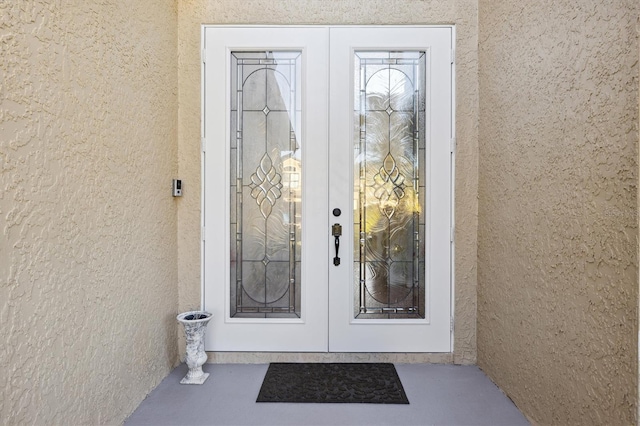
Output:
[{"xmin": 256, "ymin": 363, "xmax": 409, "ymax": 404}]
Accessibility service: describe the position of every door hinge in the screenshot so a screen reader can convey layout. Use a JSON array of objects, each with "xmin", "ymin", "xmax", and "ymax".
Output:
[
  {"xmin": 450, "ymin": 48, "xmax": 455, "ymax": 65},
  {"xmin": 450, "ymin": 317, "xmax": 455, "ymax": 333},
  {"xmin": 201, "ymin": 227, "xmax": 205, "ymax": 241},
  {"xmin": 450, "ymin": 137, "xmax": 456, "ymax": 153},
  {"xmin": 201, "ymin": 48, "xmax": 206, "ymax": 64},
  {"xmin": 450, "ymin": 226, "xmax": 455, "ymax": 243},
  {"xmin": 201, "ymin": 137, "xmax": 206, "ymax": 153}
]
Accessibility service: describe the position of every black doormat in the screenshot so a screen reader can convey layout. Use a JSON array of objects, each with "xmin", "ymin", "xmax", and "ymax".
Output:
[{"xmin": 256, "ymin": 363, "xmax": 409, "ymax": 404}]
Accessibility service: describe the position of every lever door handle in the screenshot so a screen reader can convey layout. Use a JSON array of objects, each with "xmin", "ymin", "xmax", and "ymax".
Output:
[{"xmin": 332, "ymin": 223, "xmax": 342, "ymax": 266}]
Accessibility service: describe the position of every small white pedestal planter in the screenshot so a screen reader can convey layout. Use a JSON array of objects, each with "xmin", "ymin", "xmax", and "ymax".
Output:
[{"xmin": 177, "ymin": 311, "xmax": 212, "ymax": 385}]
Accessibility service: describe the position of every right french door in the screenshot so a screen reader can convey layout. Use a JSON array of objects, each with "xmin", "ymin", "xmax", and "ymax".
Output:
[
  {"xmin": 328, "ymin": 27, "xmax": 453, "ymax": 352},
  {"xmin": 202, "ymin": 26, "xmax": 453, "ymax": 352}
]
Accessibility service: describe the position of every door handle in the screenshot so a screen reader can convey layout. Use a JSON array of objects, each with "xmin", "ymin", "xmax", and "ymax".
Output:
[{"xmin": 332, "ymin": 223, "xmax": 342, "ymax": 266}]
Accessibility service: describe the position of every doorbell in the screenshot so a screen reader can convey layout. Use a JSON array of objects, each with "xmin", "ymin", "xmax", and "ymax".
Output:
[{"xmin": 172, "ymin": 179, "xmax": 182, "ymax": 197}]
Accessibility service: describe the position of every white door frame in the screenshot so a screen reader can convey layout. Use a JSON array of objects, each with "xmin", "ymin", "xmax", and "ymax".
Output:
[{"xmin": 201, "ymin": 25, "xmax": 455, "ymax": 353}]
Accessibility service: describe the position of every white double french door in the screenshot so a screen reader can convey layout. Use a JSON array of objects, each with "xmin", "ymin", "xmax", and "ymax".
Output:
[{"xmin": 202, "ymin": 26, "xmax": 453, "ymax": 353}]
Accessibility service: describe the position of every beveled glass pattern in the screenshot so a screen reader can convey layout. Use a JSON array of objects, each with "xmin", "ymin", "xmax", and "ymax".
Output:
[
  {"xmin": 354, "ymin": 51, "xmax": 426, "ymax": 319},
  {"xmin": 230, "ymin": 51, "xmax": 302, "ymax": 318}
]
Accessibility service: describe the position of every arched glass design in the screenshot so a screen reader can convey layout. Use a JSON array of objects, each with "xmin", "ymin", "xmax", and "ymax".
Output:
[
  {"xmin": 230, "ymin": 51, "xmax": 302, "ymax": 318},
  {"xmin": 353, "ymin": 51, "xmax": 427, "ymax": 319}
]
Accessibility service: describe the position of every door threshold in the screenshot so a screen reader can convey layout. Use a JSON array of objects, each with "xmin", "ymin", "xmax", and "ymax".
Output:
[{"xmin": 205, "ymin": 352, "xmax": 454, "ymax": 364}]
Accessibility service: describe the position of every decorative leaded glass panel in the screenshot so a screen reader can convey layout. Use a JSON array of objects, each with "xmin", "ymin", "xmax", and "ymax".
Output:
[
  {"xmin": 353, "ymin": 51, "xmax": 426, "ymax": 319},
  {"xmin": 230, "ymin": 51, "xmax": 302, "ymax": 318}
]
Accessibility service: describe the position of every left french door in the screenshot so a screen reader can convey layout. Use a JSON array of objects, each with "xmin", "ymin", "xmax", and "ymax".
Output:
[{"xmin": 202, "ymin": 27, "xmax": 330, "ymax": 351}]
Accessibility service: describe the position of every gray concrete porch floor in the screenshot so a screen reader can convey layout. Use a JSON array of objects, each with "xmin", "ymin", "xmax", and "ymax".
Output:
[{"xmin": 125, "ymin": 363, "xmax": 529, "ymax": 426}]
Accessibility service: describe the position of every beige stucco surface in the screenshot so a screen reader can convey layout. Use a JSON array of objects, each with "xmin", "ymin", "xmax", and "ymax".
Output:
[
  {"xmin": 0, "ymin": 1, "xmax": 179, "ymax": 424},
  {"xmin": 478, "ymin": 1, "xmax": 639, "ymax": 424},
  {"xmin": 5, "ymin": 1, "xmax": 636, "ymax": 423},
  {"xmin": 177, "ymin": 0, "xmax": 479, "ymax": 364}
]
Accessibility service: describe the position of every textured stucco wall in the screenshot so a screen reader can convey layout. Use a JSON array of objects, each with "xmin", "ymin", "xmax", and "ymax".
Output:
[
  {"xmin": 0, "ymin": 1, "xmax": 179, "ymax": 424},
  {"xmin": 478, "ymin": 1, "xmax": 639, "ymax": 424},
  {"xmin": 177, "ymin": 0, "xmax": 478, "ymax": 363}
]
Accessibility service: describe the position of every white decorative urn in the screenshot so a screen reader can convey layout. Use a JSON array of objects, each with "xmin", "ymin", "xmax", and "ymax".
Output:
[{"xmin": 177, "ymin": 311, "xmax": 212, "ymax": 385}]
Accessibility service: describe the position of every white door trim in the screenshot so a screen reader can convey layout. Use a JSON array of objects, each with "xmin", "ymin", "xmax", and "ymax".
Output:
[{"xmin": 200, "ymin": 25, "xmax": 456, "ymax": 353}]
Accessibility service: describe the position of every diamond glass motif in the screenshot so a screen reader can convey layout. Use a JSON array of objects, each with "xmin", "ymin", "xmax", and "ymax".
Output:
[
  {"xmin": 372, "ymin": 153, "xmax": 406, "ymax": 219},
  {"xmin": 249, "ymin": 153, "xmax": 283, "ymax": 219}
]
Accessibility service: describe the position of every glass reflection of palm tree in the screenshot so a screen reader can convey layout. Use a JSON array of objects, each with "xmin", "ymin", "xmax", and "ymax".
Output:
[{"xmin": 357, "ymin": 63, "xmax": 422, "ymax": 316}]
